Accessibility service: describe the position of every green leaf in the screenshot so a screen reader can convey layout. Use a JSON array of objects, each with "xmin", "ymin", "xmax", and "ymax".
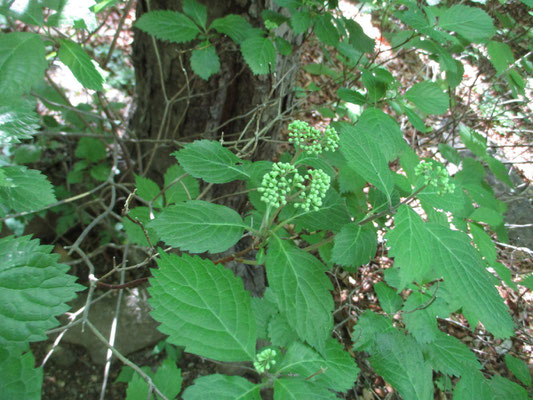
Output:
[
  {"xmin": 164, "ymin": 164, "xmax": 199, "ymax": 204},
  {"xmin": 405, "ymin": 81, "xmax": 449, "ymax": 115},
  {"xmin": 0, "ymin": 100, "xmax": 39, "ymax": 145},
  {"xmin": 0, "ymin": 345, "xmax": 42, "ymax": 400},
  {"xmin": 438, "ymin": 143, "xmax": 461, "ymax": 165},
  {"xmin": 174, "ymin": 140, "xmax": 249, "ymax": 183},
  {"xmin": 47, "ymin": 0, "xmax": 97, "ymax": 30},
  {"xmin": 267, "ymin": 235, "xmax": 333, "ymax": 352},
  {"xmin": 0, "ymin": 0, "xmax": 44, "ymax": 25},
  {"xmin": 13, "ymin": 144, "xmax": 42, "ymax": 164},
  {"xmin": 190, "ymin": 44, "xmax": 220, "ymax": 80},
  {"xmin": 470, "ymin": 206, "xmax": 504, "ymax": 227},
  {"xmin": 352, "ymin": 310, "xmax": 395, "ymax": 351},
  {"xmin": 149, "ymin": 200, "xmax": 245, "ymax": 254},
  {"xmin": 274, "ymin": 379, "xmax": 337, "ymax": 399},
  {"xmin": 313, "ymin": 13, "xmax": 339, "ymax": 47},
  {"xmin": 290, "ymin": 11, "xmax": 312, "ymax": 34},
  {"xmin": 276, "ymin": 340, "xmax": 360, "ymax": 393},
  {"xmin": 485, "ymin": 155, "xmax": 513, "ymax": 187},
  {"xmin": 453, "ymin": 370, "xmax": 492, "ymax": 400},
  {"xmin": 135, "ymin": 10, "xmax": 200, "ymax": 44},
  {"xmin": 269, "ymin": 313, "xmax": 298, "ymax": 347},
  {"xmin": 153, "ymin": 358, "xmax": 182, "ymax": 400},
  {"xmin": 336, "ymin": 88, "xmax": 365, "ymax": 105},
  {"xmin": 345, "ymin": 19, "xmax": 374, "ymax": 53},
  {"xmin": 504, "ymin": 354, "xmax": 531, "ymax": 386},
  {"xmin": 386, "ymin": 206, "xmax": 432, "ymax": 289},
  {"xmin": 183, "ymin": 375, "xmax": 261, "ymax": 399},
  {"xmin": 459, "ymin": 124, "xmax": 486, "ymax": 157},
  {"xmin": 292, "ymin": 189, "xmax": 351, "ymax": 233},
  {"xmin": 489, "ymin": 375, "xmax": 528, "ymax": 400},
  {"xmin": 403, "ymin": 105, "xmax": 427, "ymax": 132},
  {"xmin": 122, "ymin": 207, "xmax": 159, "ymax": 247},
  {"xmin": 148, "ymin": 253, "xmax": 257, "ymax": 362},
  {"xmin": 0, "ymin": 235, "xmax": 81, "ymax": 344},
  {"xmin": 339, "ymin": 123, "xmax": 394, "ymax": 200},
  {"xmin": 0, "ymin": 32, "xmax": 46, "ymax": 97},
  {"xmin": 438, "ymin": 5, "xmax": 495, "ymax": 43},
  {"xmin": 402, "ymin": 292, "xmax": 448, "ymax": 344},
  {"xmin": 182, "ymin": 0, "xmax": 207, "ymax": 29},
  {"xmin": 374, "ymin": 282, "xmax": 403, "ymax": 315},
  {"xmin": 134, "ymin": 175, "xmax": 160, "ymax": 204},
  {"xmin": 331, "ymin": 223, "xmax": 376, "ymax": 269},
  {"xmin": 0, "ymin": 166, "xmax": 56, "ymax": 214},
  {"xmin": 241, "ymin": 36, "xmax": 276, "ymax": 75},
  {"xmin": 251, "ymin": 289, "xmax": 277, "ymax": 340},
  {"xmin": 210, "ymin": 14, "xmax": 255, "ymax": 44},
  {"xmin": 425, "ymin": 331, "xmax": 481, "ymax": 377},
  {"xmin": 274, "ymin": 36, "xmax": 292, "ymax": 56},
  {"xmin": 487, "ymin": 41, "xmax": 514, "ymax": 75},
  {"xmin": 75, "ymin": 137, "xmax": 107, "ymax": 162},
  {"xmin": 369, "ymin": 331, "xmax": 433, "ymax": 400},
  {"xmin": 469, "ymin": 223, "xmax": 497, "ymax": 264},
  {"xmin": 58, "ymin": 39, "xmax": 104, "ymax": 91}
]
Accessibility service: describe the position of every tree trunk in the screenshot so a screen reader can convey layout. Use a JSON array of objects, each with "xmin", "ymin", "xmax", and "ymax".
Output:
[{"xmin": 131, "ymin": 0, "xmax": 301, "ymax": 191}]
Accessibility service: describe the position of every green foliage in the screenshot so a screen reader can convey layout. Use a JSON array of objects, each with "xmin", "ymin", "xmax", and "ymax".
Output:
[
  {"xmin": 58, "ymin": 39, "xmax": 104, "ymax": 91},
  {"xmin": 0, "ymin": 345, "xmax": 42, "ymax": 400}
]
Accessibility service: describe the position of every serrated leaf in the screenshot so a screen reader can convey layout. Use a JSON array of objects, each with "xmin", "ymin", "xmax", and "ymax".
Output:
[
  {"xmin": 75, "ymin": 137, "xmax": 107, "ymax": 162},
  {"xmin": 277, "ymin": 340, "xmax": 359, "ymax": 393},
  {"xmin": 485, "ymin": 155, "xmax": 513, "ymax": 187},
  {"xmin": 274, "ymin": 36, "xmax": 292, "ymax": 56},
  {"xmin": 266, "ymin": 235, "xmax": 333, "ymax": 352},
  {"xmin": 504, "ymin": 354, "xmax": 531, "ymax": 386},
  {"xmin": 369, "ymin": 331, "xmax": 433, "ymax": 400},
  {"xmin": 0, "ymin": 166, "xmax": 56, "ymax": 213},
  {"xmin": 241, "ymin": 36, "xmax": 276, "ymax": 75},
  {"xmin": 470, "ymin": 206, "xmax": 504, "ymax": 227},
  {"xmin": 336, "ymin": 88, "xmax": 365, "ymax": 105},
  {"xmin": 374, "ymin": 282, "xmax": 403, "ymax": 315},
  {"xmin": 268, "ymin": 313, "xmax": 298, "ymax": 347},
  {"xmin": 134, "ymin": 175, "xmax": 160, "ymax": 204},
  {"xmin": 251, "ymin": 289, "xmax": 277, "ymax": 339},
  {"xmin": 290, "ymin": 11, "xmax": 312, "ymax": 34},
  {"xmin": 0, "ymin": 100, "xmax": 39, "ymax": 145},
  {"xmin": 164, "ymin": 164, "xmax": 199, "ymax": 204},
  {"xmin": 345, "ymin": 19, "xmax": 374, "ymax": 53},
  {"xmin": 402, "ymin": 292, "xmax": 449, "ymax": 344},
  {"xmin": 135, "ymin": 10, "xmax": 200, "ymax": 44},
  {"xmin": 182, "ymin": 0, "xmax": 206, "ymax": 29},
  {"xmin": 274, "ymin": 379, "xmax": 337, "ymax": 400},
  {"xmin": 0, "ymin": 345, "xmax": 42, "ymax": 400},
  {"xmin": 459, "ymin": 124, "xmax": 486, "ymax": 157},
  {"xmin": 0, "ymin": 235, "xmax": 81, "ymax": 344},
  {"xmin": 469, "ymin": 223, "xmax": 497, "ymax": 264},
  {"xmin": 487, "ymin": 41, "xmax": 514, "ymax": 75},
  {"xmin": 153, "ymin": 358, "xmax": 182, "ymax": 399},
  {"xmin": 352, "ymin": 310, "xmax": 395, "ymax": 351},
  {"xmin": 386, "ymin": 205, "xmax": 432, "ymax": 289},
  {"xmin": 148, "ymin": 253, "xmax": 256, "ymax": 362},
  {"xmin": 58, "ymin": 39, "xmax": 104, "ymax": 91},
  {"xmin": 210, "ymin": 14, "xmax": 255, "ymax": 44},
  {"xmin": 331, "ymin": 223, "xmax": 376, "ymax": 269},
  {"xmin": 425, "ymin": 331, "xmax": 481, "ymax": 377},
  {"xmin": 453, "ymin": 370, "xmax": 493, "ymax": 400},
  {"xmin": 438, "ymin": 5, "xmax": 495, "ymax": 43},
  {"xmin": 190, "ymin": 44, "xmax": 220, "ymax": 80},
  {"xmin": 122, "ymin": 207, "xmax": 159, "ymax": 247},
  {"xmin": 403, "ymin": 105, "xmax": 428, "ymax": 132},
  {"xmin": 313, "ymin": 13, "xmax": 339, "ymax": 47},
  {"xmin": 174, "ymin": 140, "xmax": 249, "ymax": 183},
  {"xmin": 0, "ymin": 32, "xmax": 46, "ymax": 97},
  {"xmin": 183, "ymin": 374, "xmax": 261, "ymax": 399},
  {"xmin": 489, "ymin": 375, "xmax": 528, "ymax": 400},
  {"xmin": 340, "ymin": 123, "xmax": 394, "ymax": 200},
  {"xmin": 405, "ymin": 81, "xmax": 449, "ymax": 115},
  {"xmin": 149, "ymin": 200, "xmax": 245, "ymax": 254}
]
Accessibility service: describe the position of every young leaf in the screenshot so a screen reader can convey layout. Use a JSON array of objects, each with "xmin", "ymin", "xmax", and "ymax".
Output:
[
  {"xmin": 405, "ymin": 81, "xmax": 449, "ymax": 115},
  {"xmin": 135, "ymin": 10, "xmax": 200, "ymax": 44},
  {"xmin": 504, "ymin": 354, "xmax": 532, "ymax": 386},
  {"xmin": 331, "ymin": 223, "xmax": 377, "ymax": 269},
  {"xmin": 210, "ymin": 14, "xmax": 255, "ymax": 44},
  {"xmin": 182, "ymin": 0, "xmax": 207, "ymax": 29},
  {"xmin": 174, "ymin": 140, "xmax": 249, "ymax": 183},
  {"xmin": 369, "ymin": 331, "xmax": 433, "ymax": 400},
  {"xmin": 241, "ymin": 36, "xmax": 276, "ymax": 75},
  {"xmin": 437, "ymin": 5, "xmax": 495, "ymax": 43},
  {"xmin": 152, "ymin": 358, "xmax": 183, "ymax": 400},
  {"xmin": 0, "ymin": 345, "xmax": 42, "ymax": 400},
  {"xmin": 134, "ymin": 175, "xmax": 160, "ymax": 204},
  {"xmin": 267, "ymin": 235, "xmax": 333, "ymax": 352},
  {"xmin": 183, "ymin": 374, "xmax": 261, "ymax": 399},
  {"xmin": 58, "ymin": 39, "xmax": 104, "ymax": 91},
  {"xmin": 0, "ymin": 166, "xmax": 56, "ymax": 213},
  {"xmin": 149, "ymin": 200, "xmax": 246, "ymax": 254},
  {"xmin": 0, "ymin": 235, "xmax": 82, "ymax": 344},
  {"xmin": 0, "ymin": 32, "xmax": 46, "ymax": 97},
  {"xmin": 374, "ymin": 282, "xmax": 403, "ymax": 315},
  {"xmin": 190, "ymin": 44, "xmax": 220, "ymax": 80},
  {"xmin": 0, "ymin": 100, "xmax": 40, "ymax": 145},
  {"xmin": 148, "ymin": 253, "xmax": 257, "ymax": 362},
  {"xmin": 425, "ymin": 331, "xmax": 481, "ymax": 377}
]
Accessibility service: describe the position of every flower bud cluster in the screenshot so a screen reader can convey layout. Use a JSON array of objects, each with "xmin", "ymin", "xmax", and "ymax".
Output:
[
  {"xmin": 254, "ymin": 348, "xmax": 277, "ymax": 373},
  {"xmin": 288, "ymin": 120, "xmax": 339, "ymax": 155},
  {"xmin": 257, "ymin": 162, "xmax": 298, "ymax": 208},
  {"xmin": 415, "ymin": 160, "xmax": 455, "ymax": 195},
  {"xmin": 295, "ymin": 168, "xmax": 331, "ymax": 212}
]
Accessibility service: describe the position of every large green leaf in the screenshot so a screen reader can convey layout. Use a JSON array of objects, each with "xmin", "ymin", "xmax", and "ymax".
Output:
[
  {"xmin": 210, "ymin": 14, "xmax": 255, "ymax": 44},
  {"xmin": 135, "ymin": 10, "xmax": 200, "ymax": 43},
  {"xmin": 58, "ymin": 39, "xmax": 104, "ymax": 91},
  {"xmin": 331, "ymin": 223, "xmax": 376, "ymax": 269},
  {"xmin": 241, "ymin": 36, "xmax": 276, "ymax": 75},
  {"xmin": 190, "ymin": 44, "xmax": 220, "ymax": 80},
  {"xmin": 453, "ymin": 370, "xmax": 492, "ymax": 400},
  {"xmin": 405, "ymin": 81, "xmax": 449, "ymax": 115},
  {"xmin": 352, "ymin": 310, "xmax": 395, "ymax": 351},
  {"xmin": 149, "ymin": 200, "xmax": 245, "ymax": 254},
  {"xmin": 276, "ymin": 340, "xmax": 359, "ymax": 393},
  {"xmin": 504, "ymin": 354, "xmax": 531, "ymax": 386},
  {"xmin": 164, "ymin": 164, "xmax": 200, "ymax": 204},
  {"xmin": 489, "ymin": 375, "xmax": 528, "ymax": 400},
  {"xmin": 0, "ymin": 32, "xmax": 46, "ymax": 97},
  {"xmin": 0, "ymin": 345, "xmax": 42, "ymax": 400},
  {"xmin": 369, "ymin": 331, "xmax": 433, "ymax": 400},
  {"xmin": 174, "ymin": 140, "xmax": 249, "ymax": 183},
  {"xmin": 0, "ymin": 236, "xmax": 81, "ymax": 344},
  {"xmin": 266, "ymin": 235, "xmax": 333, "ymax": 352},
  {"xmin": 183, "ymin": 375, "xmax": 261, "ymax": 399},
  {"xmin": 0, "ymin": 100, "xmax": 39, "ymax": 145},
  {"xmin": 148, "ymin": 253, "xmax": 257, "ymax": 362},
  {"xmin": 274, "ymin": 379, "xmax": 337, "ymax": 400},
  {"xmin": 313, "ymin": 13, "xmax": 339, "ymax": 47},
  {"xmin": 182, "ymin": 0, "xmax": 207, "ymax": 29},
  {"xmin": 339, "ymin": 123, "xmax": 394, "ymax": 200},
  {"xmin": 487, "ymin": 41, "xmax": 514, "ymax": 75},
  {"xmin": 374, "ymin": 282, "xmax": 403, "ymax": 315},
  {"xmin": 437, "ymin": 5, "xmax": 495, "ymax": 43},
  {"xmin": 402, "ymin": 292, "xmax": 449, "ymax": 344},
  {"xmin": 0, "ymin": 166, "xmax": 56, "ymax": 214},
  {"xmin": 425, "ymin": 331, "xmax": 481, "ymax": 377}
]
